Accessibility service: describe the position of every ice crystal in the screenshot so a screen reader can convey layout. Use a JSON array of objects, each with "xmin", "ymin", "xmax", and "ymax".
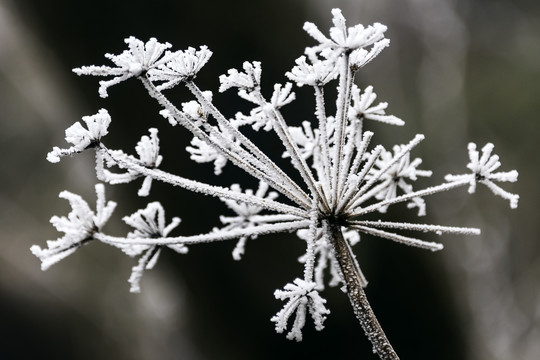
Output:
[
  {"xmin": 303, "ymin": 9, "xmax": 387, "ymax": 54},
  {"xmin": 121, "ymin": 202, "xmax": 184, "ymax": 293},
  {"xmin": 445, "ymin": 142, "xmax": 519, "ymax": 208},
  {"xmin": 297, "ymin": 226, "xmax": 362, "ymax": 290},
  {"xmin": 286, "ymin": 56, "xmax": 338, "ymax": 87},
  {"xmin": 47, "ymin": 109, "xmax": 111, "ymax": 163},
  {"xmin": 31, "ymin": 184, "xmax": 116, "ymax": 270},
  {"xmin": 271, "ymin": 278, "xmax": 330, "ymax": 341},
  {"xmin": 219, "ymin": 61, "xmax": 262, "ymax": 93},
  {"xmin": 149, "ymin": 46, "xmax": 212, "ymax": 91},
  {"xmin": 98, "ymin": 128, "xmax": 163, "ymax": 196},
  {"xmin": 73, "ymin": 37, "xmax": 180, "ymax": 98},
  {"xmin": 349, "ymin": 85, "xmax": 404, "ymax": 126},
  {"xmin": 217, "ymin": 182, "xmax": 284, "ymax": 260},
  {"xmin": 365, "ymin": 144, "xmax": 433, "ymax": 216},
  {"xmin": 34, "ymin": 8, "xmax": 519, "ymax": 355}
]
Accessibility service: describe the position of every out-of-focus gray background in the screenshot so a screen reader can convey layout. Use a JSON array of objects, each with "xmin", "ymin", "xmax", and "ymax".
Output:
[{"xmin": 1, "ymin": 0, "xmax": 538, "ymax": 359}]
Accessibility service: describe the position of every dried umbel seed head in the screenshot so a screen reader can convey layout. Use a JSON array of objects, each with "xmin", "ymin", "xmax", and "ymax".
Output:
[{"xmin": 35, "ymin": 8, "xmax": 518, "ymax": 360}]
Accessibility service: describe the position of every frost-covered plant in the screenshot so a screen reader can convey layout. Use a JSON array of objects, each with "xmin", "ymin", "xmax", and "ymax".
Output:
[{"xmin": 33, "ymin": 9, "xmax": 519, "ymax": 360}]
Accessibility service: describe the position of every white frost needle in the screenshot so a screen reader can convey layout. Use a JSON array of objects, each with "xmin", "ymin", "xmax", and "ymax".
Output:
[
  {"xmin": 346, "ymin": 134, "xmax": 425, "ymax": 212},
  {"xmin": 352, "ymin": 225, "xmax": 444, "ymax": 251},
  {"xmin": 34, "ymin": 8, "xmax": 519, "ymax": 355},
  {"xmin": 102, "ymin": 146, "xmax": 309, "ymax": 218},
  {"xmin": 350, "ymin": 220, "xmax": 480, "ymax": 236},
  {"xmin": 95, "ymin": 220, "xmax": 311, "ymax": 246}
]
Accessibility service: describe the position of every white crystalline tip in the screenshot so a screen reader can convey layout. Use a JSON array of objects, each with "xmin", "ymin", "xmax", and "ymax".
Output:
[
  {"xmin": 122, "ymin": 202, "xmax": 186, "ymax": 293},
  {"xmin": 31, "ymin": 184, "xmax": 116, "ymax": 270},
  {"xmin": 47, "ymin": 109, "xmax": 111, "ymax": 163},
  {"xmin": 349, "ymin": 85, "xmax": 404, "ymax": 126},
  {"xmin": 286, "ymin": 56, "xmax": 338, "ymax": 87},
  {"xmin": 74, "ymin": 37, "xmax": 180, "ymax": 97},
  {"xmin": 366, "ymin": 144, "xmax": 432, "ymax": 215},
  {"xmin": 303, "ymin": 8, "xmax": 388, "ymax": 57},
  {"xmin": 219, "ymin": 61, "xmax": 262, "ymax": 93},
  {"xmin": 98, "ymin": 128, "xmax": 163, "ymax": 197},
  {"xmin": 271, "ymin": 278, "xmax": 330, "ymax": 341},
  {"xmin": 445, "ymin": 142, "xmax": 519, "ymax": 208},
  {"xmin": 149, "ymin": 46, "xmax": 213, "ymax": 91}
]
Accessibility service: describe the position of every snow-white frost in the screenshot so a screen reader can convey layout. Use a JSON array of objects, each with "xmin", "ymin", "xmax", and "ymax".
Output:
[
  {"xmin": 47, "ymin": 109, "xmax": 111, "ymax": 163},
  {"xmin": 365, "ymin": 144, "xmax": 433, "ymax": 216},
  {"xmin": 74, "ymin": 37, "xmax": 180, "ymax": 98},
  {"xmin": 149, "ymin": 46, "xmax": 212, "ymax": 91},
  {"xmin": 186, "ymin": 134, "xmax": 229, "ymax": 175},
  {"xmin": 445, "ymin": 142, "xmax": 519, "ymax": 208},
  {"xmin": 181, "ymin": 90, "xmax": 213, "ymax": 122},
  {"xmin": 286, "ymin": 56, "xmax": 338, "ymax": 87},
  {"xmin": 216, "ymin": 182, "xmax": 293, "ymax": 260},
  {"xmin": 34, "ymin": 8, "xmax": 519, "ymax": 345},
  {"xmin": 219, "ymin": 61, "xmax": 262, "ymax": 93},
  {"xmin": 270, "ymin": 278, "xmax": 330, "ymax": 341},
  {"xmin": 31, "ymin": 184, "xmax": 116, "ymax": 270},
  {"xmin": 97, "ymin": 128, "xmax": 163, "ymax": 197},
  {"xmin": 303, "ymin": 8, "xmax": 388, "ymax": 55},
  {"xmin": 121, "ymin": 202, "xmax": 185, "ymax": 293},
  {"xmin": 297, "ymin": 226, "xmax": 362, "ymax": 290},
  {"xmin": 349, "ymin": 85, "xmax": 404, "ymax": 126},
  {"xmin": 349, "ymin": 39, "xmax": 390, "ymax": 70}
]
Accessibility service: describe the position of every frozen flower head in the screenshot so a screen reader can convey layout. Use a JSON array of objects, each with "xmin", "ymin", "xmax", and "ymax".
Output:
[
  {"xmin": 186, "ymin": 135, "xmax": 229, "ymax": 175},
  {"xmin": 122, "ymin": 202, "xmax": 185, "ymax": 293},
  {"xmin": 31, "ymin": 184, "xmax": 116, "ymax": 270},
  {"xmin": 232, "ymin": 82, "xmax": 296, "ymax": 132},
  {"xmin": 123, "ymin": 202, "xmax": 180, "ymax": 239},
  {"xmin": 74, "ymin": 37, "xmax": 179, "ymax": 97},
  {"xmin": 366, "ymin": 144, "xmax": 433, "ymax": 216},
  {"xmin": 445, "ymin": 143, "xmax": 519, "ymax": 208},
  {"xmin": 98, "ymin": 128, "xmax": 163, "ymax": 197},
  {"xmin": 219, "ymin": 61, "xmax": 262, "ymax": 93},
  {"xmin": 135, "ymin": 129, "xmax": 163, "ymax": 169},
  {"xmin": 271, "ymin": 278, "xmax": 330, "ymax": 341},
  {"xmin": 349, "ymin": 40, "xmax": 390, "ymax": 71},
  {"xmin": 283, "ymin": 121, "xmax": 319, "ymax": 160},
  {"xmin": 286, "ymin": 56, "xmax": 338, "ymax": 87},
  {"xmin": 47, "ymin": 109, "xmax": 111, "ymax": 163},
  {"xmin": 349, "ymin": 85, "xmax": 404, "ymax": 126},
  {"xmin": 185, "ymin": 109, "xmax": 237, "ymax": 175},
  {"xmin": 35, "ymin": 8, "xmax": 520, "ymax": 359},
  {"xmin": 149, "ymin": 46, "xmax": 213, "ymax": 91},
  {"xmin": 217, "ymin": 182, "xmax": 282, "ymax": 260},
  {"xmin": 304, "ymin": 8, "xmax": 388, "ymax": 58}
]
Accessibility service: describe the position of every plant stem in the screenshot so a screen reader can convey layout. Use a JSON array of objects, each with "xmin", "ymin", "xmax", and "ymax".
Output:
[{"xmin": 327, "ymin": 220, "xmax": 400, "ymax": 360}]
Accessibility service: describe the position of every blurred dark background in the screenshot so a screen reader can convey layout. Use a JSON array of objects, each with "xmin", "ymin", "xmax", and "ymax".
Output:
[{"xmin": 0, "ymin": 0, "xmax": 538, "ymax": 359}]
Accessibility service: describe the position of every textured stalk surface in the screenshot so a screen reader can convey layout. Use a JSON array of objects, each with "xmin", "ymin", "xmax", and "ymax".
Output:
[{"xmin": 327, "ymin": 220, "xmax": 400, "ymax": 360}]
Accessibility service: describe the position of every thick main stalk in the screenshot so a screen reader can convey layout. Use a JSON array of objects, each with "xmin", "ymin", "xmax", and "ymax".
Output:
[{"xmin": 327, "ymin": 220, "xmax": 399, "ymax": 360}]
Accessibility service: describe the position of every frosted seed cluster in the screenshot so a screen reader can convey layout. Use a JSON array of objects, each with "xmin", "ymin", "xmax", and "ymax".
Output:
[{"xmin": 34, "ymin": 8, "xmax": 518, "ymax": 352}]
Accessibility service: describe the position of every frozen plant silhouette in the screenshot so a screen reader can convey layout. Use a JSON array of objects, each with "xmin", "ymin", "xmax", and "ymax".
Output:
[{"xmin": 32, "ymin": 9, "xmax": 519, "ymax": 360}]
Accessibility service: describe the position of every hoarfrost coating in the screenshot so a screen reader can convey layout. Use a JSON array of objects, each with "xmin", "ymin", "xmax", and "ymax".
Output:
[{"xmin": 35, "ymin": 8, "xmax": 518, "ymax": 359}]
